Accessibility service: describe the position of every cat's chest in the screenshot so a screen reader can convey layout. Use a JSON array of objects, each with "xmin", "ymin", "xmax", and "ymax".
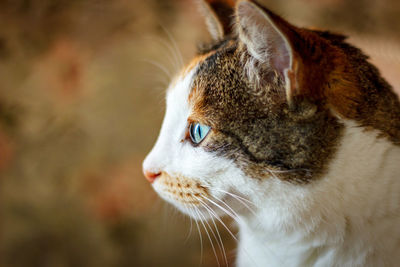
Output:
[
  {"xmin": 236, "ymin": 220, "xmax": 382, "ymax": 267},
  {"xmin": 237, "ymin": 225, "xmax": 318, "ymax": 267}
]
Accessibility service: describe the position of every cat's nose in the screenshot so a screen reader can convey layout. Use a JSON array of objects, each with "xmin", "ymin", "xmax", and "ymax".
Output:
[{"xmin": 143, "ymin": 169, "xmax": 161, "ymax": 183}]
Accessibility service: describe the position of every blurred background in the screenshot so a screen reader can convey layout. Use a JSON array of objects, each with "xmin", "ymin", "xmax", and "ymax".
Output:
[{"xmin": 0, "ymin": 0, "xmax": 399, "ymax": 266}]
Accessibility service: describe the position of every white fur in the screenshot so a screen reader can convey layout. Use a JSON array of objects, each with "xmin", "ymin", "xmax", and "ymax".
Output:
[
  {"xmin": 236, "ymin": 122, "xmax": 400, "ymax": 267},
  {"xmin": 143, "ymin": 67, "xmax": 400, "ymax": 266}
]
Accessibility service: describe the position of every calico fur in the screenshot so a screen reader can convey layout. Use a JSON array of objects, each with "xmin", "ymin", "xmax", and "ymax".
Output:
[
  {"xmin": 143, "ymin": 0, "xmax": 400, "ymax": 266},
  {"xmin": 191, "ymin": 39, "xmax": 343, "ymax": 183}
]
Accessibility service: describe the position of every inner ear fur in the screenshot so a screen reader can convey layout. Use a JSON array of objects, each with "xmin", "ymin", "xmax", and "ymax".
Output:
[
  {"xmin": 197, "ymin": 0, "xmax": 235, "ymax": 40},
  {"xmin": 236, "ymin": 0, "xmax": 301, "ymax": 105},
  {"xmin": 235, "ymin": 0, "xmax": 346, "ymax": 108}
]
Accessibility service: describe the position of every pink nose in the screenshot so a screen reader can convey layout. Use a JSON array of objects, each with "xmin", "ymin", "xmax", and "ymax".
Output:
[{"xmin": 143, "ymin": 170, "xmax": 161, "ymax": 183}]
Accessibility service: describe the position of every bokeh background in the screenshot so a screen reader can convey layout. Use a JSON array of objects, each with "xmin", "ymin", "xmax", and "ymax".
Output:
[{"xmin": 0, "ymin": 0, "xmax": 399, "ymax": 266}]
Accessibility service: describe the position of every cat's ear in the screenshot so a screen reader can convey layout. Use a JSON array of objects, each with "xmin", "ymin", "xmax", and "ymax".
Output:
[
  {"xmin": 236, "ymin": 0, "xmax": 300, "ymax": 105},
  {"xmin": 197, "ymin": 0, "xmax": 235, "ymax": 41}
]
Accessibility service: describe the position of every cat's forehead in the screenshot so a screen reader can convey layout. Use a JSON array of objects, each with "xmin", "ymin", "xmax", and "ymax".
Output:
[
  {"xmin": 191, "ymin": 47, "xmax": 245, "ymax": 123},
  {"xmin": 169, "ymin": 38, "xmax": 244, "ymax": 119},
  {"xmin": 179, "ymin": 37, "xmax": 238, "ymax": 82},
  {"xmin": 190, "ymin": 44, "xmax": 283, "ymax": 124}
]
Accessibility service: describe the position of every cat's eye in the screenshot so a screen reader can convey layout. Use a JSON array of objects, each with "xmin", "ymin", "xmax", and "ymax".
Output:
[{"xmin": 189, "ymin": 122, "xmax": 211, "ymax": 144}]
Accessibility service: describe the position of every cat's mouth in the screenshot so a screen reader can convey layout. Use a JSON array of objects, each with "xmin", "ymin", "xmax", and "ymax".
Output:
[
  {"xmin": 152, "ymin": 172, "xmax": 251, "ymax": 220},
  {"xmin": 153, "ymin": 172, "xmax": 211, "ymax": 211}
]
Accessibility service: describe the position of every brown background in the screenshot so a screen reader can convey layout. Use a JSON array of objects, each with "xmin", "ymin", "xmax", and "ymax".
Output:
[{"xmin": 0, "ymin": 0, "xmax": 399, "ymax": 266}]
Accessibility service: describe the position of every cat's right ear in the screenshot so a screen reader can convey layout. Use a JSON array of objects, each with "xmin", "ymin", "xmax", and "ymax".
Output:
[{"xmin": 197, "ymin": 0, "xmax": 235, "ymax": 41}]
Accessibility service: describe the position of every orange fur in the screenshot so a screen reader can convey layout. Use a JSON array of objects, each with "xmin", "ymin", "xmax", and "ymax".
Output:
[{"xmin": 158, "ymin": 171, "xmax": 209, "ymax": 205}]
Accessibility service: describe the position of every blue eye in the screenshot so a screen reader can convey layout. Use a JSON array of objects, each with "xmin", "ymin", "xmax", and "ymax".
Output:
[{"xmin": 189, "ymin": 122, "xmax": 211, "ymax": 144}]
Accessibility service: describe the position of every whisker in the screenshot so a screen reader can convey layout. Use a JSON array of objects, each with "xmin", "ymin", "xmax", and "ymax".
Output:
[
  {"xmin": 200, "ymin": 186, "xmax": 256, "ymax": 207},
  {"xmin": 141, "ymin": 59, "xmax": 172, "ymax": 80},
  {"xmin": 190, "ymin": 205, "xmax": 204, "ymax": 267},
  {"xmin": 210, "ymin": 212, "xmax": 229, "ymax": 266},
  {"xmin": 193, "ymin": 205, "xmax": 221, "ymax": 267},
  {"xmin": 210, "ymin": 189, "xmax": 262, "ymax": 231},
  {"xmin": 192, "ymin": 196, "xmax": 239, "ymax": 242},
  {"xmin": 193, "ymin": 196, "xmax": 255, "ymax": 266},
  {"xmin": 213, "ymin": 196, "xmax": 243, "ymax": 222},
  {"xmin": 194, "ymin": 197, "xmax": 242, "ymax": 266},
  {"xmin": 198, "ymin": 196, "xmax": 278, "ymax": 267},
  {"xmin": 144, "ymin": 36, "xmax": 180, "ymax": 74},
  {"xmin": 213, "ymin": 197, "xmax": 284, "ymax": 266},
  {"xmin": 213, "ymin": 189, "xmax": 258, "ymax": 218},
  {"xmin": 197, "ymin": 199, "xmax": 229, "ymax": 267},
  {"xmin": 202, "ymin": 195, "xmax": 241, "ymax": 223},
  {"xmin": 184, "ymin": 204, "xmax": 194, "ymax": 244},
  {"xmin": 160, "ymin": 25, "xmax": 184, "ymax": 69},
  {"xmin": 215, "ymin": 189, "xmax": 255, "ymax": 206},
  {"xmin": 142, "ymin": 72, "xmax": 169, "ymax": 89}
]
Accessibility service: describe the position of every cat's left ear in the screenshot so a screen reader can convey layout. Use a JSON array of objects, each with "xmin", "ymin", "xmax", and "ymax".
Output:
[
  {"xmin": 236, "ymin": 0, "xmax": 300, "ymax": 105},
  {"xmin": 197, "ymin": 0, "xmax": 235, "ymax": 41}
]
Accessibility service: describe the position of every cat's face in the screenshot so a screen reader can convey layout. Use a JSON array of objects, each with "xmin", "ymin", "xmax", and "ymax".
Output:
[
  {"xmin": 142, "ymin": 64, "xmax": 252, "ymax": 219},
  {"xmin": 143, "ymin": 0, "xmax": 373, "ymax": 219}
]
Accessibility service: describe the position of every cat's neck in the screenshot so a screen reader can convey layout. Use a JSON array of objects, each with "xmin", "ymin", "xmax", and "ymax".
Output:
[{"xmin": 236, "ymin": 121, "xmax": 400, "ymax": 267}]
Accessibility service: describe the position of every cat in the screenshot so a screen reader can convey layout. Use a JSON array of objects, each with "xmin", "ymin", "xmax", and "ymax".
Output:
[{"xmin": 143, "ymin": 0, "xmax": 400, "ymax": 266}]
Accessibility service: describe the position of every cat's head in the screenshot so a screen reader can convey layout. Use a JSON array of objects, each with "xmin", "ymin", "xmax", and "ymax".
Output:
[{"xmin": 142, "ymin": 0, "xmax": 395, "ymax": 220}]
